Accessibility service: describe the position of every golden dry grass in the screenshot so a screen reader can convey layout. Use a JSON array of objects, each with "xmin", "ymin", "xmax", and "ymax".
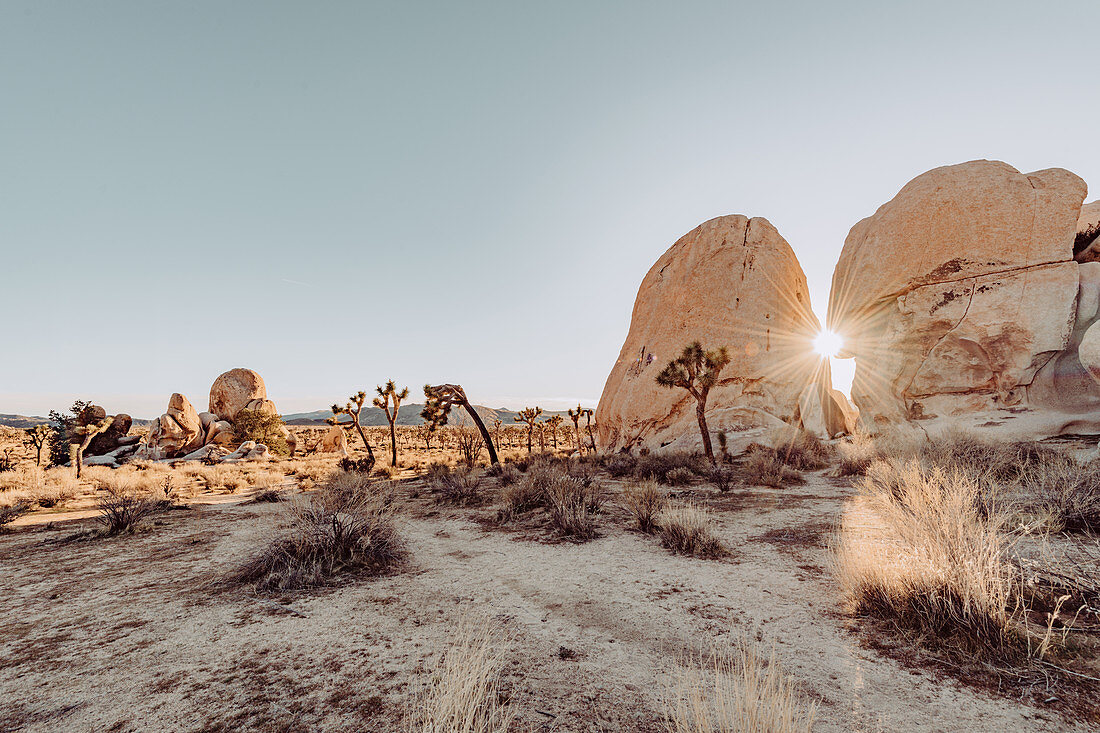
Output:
[
  {"xmin": 658, "ymin": 501, "xmax": 729, "ymax": 559},
  {"xmin": 405, "ymin": 621, "xmax": 516, "ymax": 733},
  {"xmin": 665, "ymin": 631, "xmax": 817, "ymax": 733}
]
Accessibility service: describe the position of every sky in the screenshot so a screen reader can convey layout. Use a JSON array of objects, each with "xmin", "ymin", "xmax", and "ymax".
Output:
[{"xmin": 3, "ymin": 0, "xmax": 1098, "ymax": 418}]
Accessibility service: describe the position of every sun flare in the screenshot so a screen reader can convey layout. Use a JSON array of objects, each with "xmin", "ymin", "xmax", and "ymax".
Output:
[{"xmin": 813, "ymin": 329, "xmax": 843, "ymax": 358}]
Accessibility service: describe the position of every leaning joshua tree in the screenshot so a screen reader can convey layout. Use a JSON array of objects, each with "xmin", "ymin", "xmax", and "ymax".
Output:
[
  {"xmin": 71, "ymin": 415, "xmax": 114, "ymax": 479},
  {"xmin": 655, "ymin": 341, "xmax": 731, "ymax": 463},
  {"xmin": 329, "ymin": 391, "xmax": 376, "ymax": 472},
  {"xmin": 421, "ymin": 384, "xmax": 499, "ymax": 465},
  {"xmin": 373, "ymin": 380, "xmax": 409, "ymax": 467},
  {"xmin": 514, "ymin": 407, "xmax": 542, "ymax": 454},
  {"xmin": 23, "ymin": 425, "xmax": 51, "ymax": 467}
]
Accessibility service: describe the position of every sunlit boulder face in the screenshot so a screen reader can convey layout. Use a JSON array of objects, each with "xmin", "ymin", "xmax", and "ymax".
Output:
[
  {"xmin": 596, "ymin": 215, "xmax": 827, "ymax": 453},
  {"xmin": 828, "ymin": 159, "xmax": 1100, "ymax": 435}
]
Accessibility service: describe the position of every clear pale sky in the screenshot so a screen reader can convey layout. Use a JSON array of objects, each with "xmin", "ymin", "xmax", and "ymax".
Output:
[{"xmin": 3, "ymin": 1, "xmax": 1098, "ymax": 418}]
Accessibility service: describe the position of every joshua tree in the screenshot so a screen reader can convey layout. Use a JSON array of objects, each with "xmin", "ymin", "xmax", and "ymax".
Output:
[
  {"xmin": 514, "ymin": 407, "xmax": 542, "ymax": 453},
  {"xmin": 23, "ymin": 425, "xmax": 51, "ymax": 467},
  {"xmin": 71, "ymin": 416, "xmax": 113, "ymax": 479},
  {"xmin": 655, "ymin": 341, "xmax": 731, "ymax": 463},
  {"xmin": 491, "ymin": 418, "xmax": 503, "ymax": 450},
  {"xmin": 421, "ymin": 384, "xmax": 499, "ymax": 465},
  {"xmin": 415, "ymin": 422, "xmax": 436, "ymax": 450},
  {"xmin": 329, "ymin": 391, "xmax": 376, "ymax": 472},
  {"xmin": 582, "ymin": 409, "xmax": 597, "ymax": 453},
  {"xmin": 373, "ymin": 380, "xmax": 409, "ymax": 467},
  {"xmin": 546, "ymin": 414, "xmax": 564, "ymax": 451},
  {"xmin": 567, "ymin": 405, "xmax": 585, "ymax": 454}
]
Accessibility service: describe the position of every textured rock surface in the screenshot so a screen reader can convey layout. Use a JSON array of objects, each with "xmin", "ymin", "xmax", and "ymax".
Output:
[
  {"xmin": 318, "ymin": 425, "xmax": 349, "ymax": 456},
  {"xmin": 83, "ymin": 410, "xmax": 133, "ymax": 456},
  {"xmin": 828, "ymin": 160, "xmax": 1097, "ymax": 434},
  {"xmin": 596, "ymin": 215, "xmax": 822, "ymax": 452},
  {"xmin": 209, "ymin": 368, "xmax": 267, "ymax": 422},
  {"xmin": 1076, "ymin": 200, "xmax": 1100, "ymax": 263}
]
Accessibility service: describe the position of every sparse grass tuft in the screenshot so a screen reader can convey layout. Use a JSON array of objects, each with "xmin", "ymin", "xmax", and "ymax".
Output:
[
  {"xmin": 741, "ymin": 449, "xmax": 804, "ymax": 488},
  {"xmin": 623, "ymin": 480, "xmax": 666, "ymax": 533},
  {"xmin": 665, "ymin": 631, "xmax": 817, "ymax": 733},
  {"xmin": 634, "ymin": 453, "xmax": 705, "ymax": 485},
  {"xmin": 658, "ymin": 502, "xmax": 729, "ymax": 558},
  {"xmin": 0, "ymin": 500, "xmax": 30, "ymax": 529},
  {"xmin": 231, "ymin": 472, "xmax": 405, "ymax": 591},
  {"xmin": 428, "ymin": 465, "xmax": 483, "ymax": 505},
  {"xmin": 96, "ymin": 490, "xmax": 163, "ymax": 535},
  {"xmin": 405, "ymin": 621, "xmax": 515, "ymax": 733},
  {"xmin": 545, "ymin": 474, "xmax": 602, "ymax": 540}
]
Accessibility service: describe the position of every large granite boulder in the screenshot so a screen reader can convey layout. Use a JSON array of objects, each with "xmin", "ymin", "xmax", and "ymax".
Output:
[
  {"xmin": 828, "ymin": 160, "xmax": 1099, "ymax": 436},
  {"xmin": 596, "ymin": 215, "xmax": 824, "ymax": 453},
  {"xmin": 144, "ymin": 393, "xmax": 204, "ymax": 459},
  {"xmin": 209, "ymin": 368, "xmax": 267, "ymax": 422}
]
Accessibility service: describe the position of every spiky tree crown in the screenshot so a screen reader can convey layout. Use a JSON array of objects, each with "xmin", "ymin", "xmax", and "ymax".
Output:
[
  {"xmin": 514, "ymin": 406, "xmax": 542, "ymax": 425},
  {"xmin": 328, "ymin": 391, "xmax": 367, "ymax": 425},
  {"xmin": 655, "ymin": 341, "xmax": 731, "ymax": 398}
]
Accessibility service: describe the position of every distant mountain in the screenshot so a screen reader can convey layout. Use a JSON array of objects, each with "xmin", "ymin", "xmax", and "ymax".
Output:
[
  {"xmin": 0, "ymin": 414, "xmax": 50, "ymax": 429},
  {"xmin": 283, "ymin": 403, "xmax": 575, "ymax": 427}
]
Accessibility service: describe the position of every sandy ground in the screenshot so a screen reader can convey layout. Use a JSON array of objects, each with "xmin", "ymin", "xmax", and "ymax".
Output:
[{"xmin": 0, "ymin": 471, "xmax": 1094, "ymax": 732}]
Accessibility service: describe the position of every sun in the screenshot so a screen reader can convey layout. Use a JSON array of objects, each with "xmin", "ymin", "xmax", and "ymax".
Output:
[{"xmin": 813, "ymin": 329, "xmax": 843, "ymax": 358}]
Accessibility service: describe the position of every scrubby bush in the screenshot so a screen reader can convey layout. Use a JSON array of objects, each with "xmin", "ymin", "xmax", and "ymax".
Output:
[
  {"xmin": 1074, "ymin": 221, "xmax": 1100, "ymax": 257},
  {"xmin": 665, "ymin": 466, "xmax": 695, "ymax": 487},
  {"xmin": 634, "ymin": 453, "xmax": 705, "ymax": 484},
  {"xmin": 545, "ymin": 474, "xmax": 602, "ymax": 540},
  {"xmin": 658, "ymin": 502, "xmax": 729, "ymax": 558},
  {"xmin": 0, "ymin": 500, "xmax": 30, "ymax": 529},
  {"xmin": 771, "ymin": 429, "xmax": 833, "ymax": 471},
  {"xmin": 1013, "ymin": 455, "xmax": 1100, "ymax": 533},
  {"xmin": 231, "ymin": 472, "xmax": 405, "ymax": 591},
  {"xmin": 96, "ymin": 489, "xmax": 163, "ymax": 535},
  {"xmin": 623, "ymin": 480, "xmax": 666, "ymax": 533},
  {"xmin": 741, "ymin": 449, "xmax": 804, "ymax": 488},
  {"xmin": 339, "ymin": 456, "xmax": 376, "ymax": 474},
  {"xmin": 834, "ymin": 458, "xmax": 1031, "ymax": 659},
  {"xmin": 233, "ymin": 409, "xmax": 290, "ymax": 455},
  {"xmin": 428, "ymin": 465, "xmax": 483, "ymax": 505},
  {"xmin": 487, "ymin": 462, "xmax": 521, "ymax": 486}
]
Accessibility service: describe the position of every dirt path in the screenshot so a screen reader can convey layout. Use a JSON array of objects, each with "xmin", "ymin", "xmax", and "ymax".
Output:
[{"xmin": 0, "ymin": 474, "xmax": 1090, "ymax": 732}]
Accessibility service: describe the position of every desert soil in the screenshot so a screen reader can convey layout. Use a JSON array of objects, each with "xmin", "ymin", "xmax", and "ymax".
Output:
[{"xmin": 0, "ymin": 470, "xmax": 1093, "ymax": 732}]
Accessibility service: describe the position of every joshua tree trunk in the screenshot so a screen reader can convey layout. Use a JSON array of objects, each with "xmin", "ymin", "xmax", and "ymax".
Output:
[
  {"xmin": 695, "ymin": 391, "xmax": 715, "ymax": 463},
  {"xmin": 352, "ymin": 419, "xmax": 375, "ymax": 464},
  {"xmin": 387, "ymin": 421, "xmax": 398, "ymax": 467},
  {"xmin": 459, "ymin": 400, "xmax": 499, "ymax": 465}
]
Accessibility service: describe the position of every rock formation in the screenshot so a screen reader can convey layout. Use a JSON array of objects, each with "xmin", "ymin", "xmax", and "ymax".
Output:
[
  {"xmin": 828, "ymin": 160, "xmax": 1100, "ymax": 436},
  {"xmin": 317, "ymin": 425, "xmax": 349, "ymax": 456},
  {"xmin": 209, "ymin": 368, "xmax": 267, "ymax": 422},
  {"xmin": 596, "ymin": 214, "xmax": 843, "ymax": 453},
  {"xmin": 136, "ymin": 368, "xmax": 290, "ymax": 462}
]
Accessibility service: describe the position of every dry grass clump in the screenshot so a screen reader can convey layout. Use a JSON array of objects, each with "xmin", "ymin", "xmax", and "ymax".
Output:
[
  {"xmin": 834, "ymin": 432, "xmax": 881, "ymax": 477},
  {"xmin": 834, "ymin": 458, "xmax": 1035, "ymax": 659},
  {"xmin": 0, "ymin": 499, "xmax": 31, "ymax": 529},
  {"xmin": 545, "ymin": 473, "xmax": 602, "ymax": 540},
  {"xmin": 405, "ymin": 621, "xmax": 515, "ymax": 733},
  {"xmin": 231, "ymin": 471, "xmax": 405, "ymax": 591},
  {"xmin": 665, "ymin": 632, "xmax": 817, "ymax": 733},
  {"xmin": 497, "ymin": 463, "xmax": 603, "ymax": 540},
  {"xmin": 769, "ymin": 429, "xmax": 834, "ymax": 471},
  {"xmin": 624, "ymin": 480, "xmax": 667, "ymax": 533},
  {"xmin": 659, "ymin": 502, "xmax": 729, "ymax": 558},
  {"xmin": 427, "ymin": 464, "xmax": 484, "ymax": 505},
  {"xmin": 634, "ymin": 453, "xmax": 706, "ymax": 485},
  {"xmin": 96, "ymin": 489, "xmax": 164, "ymax": 535},
  {"xmin": 741, "ymin": 449, "xmax": 804, "ymax": 488},
  {"xmin": 486, "ymin": 462, "xmax": 521, "ymax": 486},
  {"xmin": 1011, "ymin": 455, "xmax": 1100, "ymax": 533}
]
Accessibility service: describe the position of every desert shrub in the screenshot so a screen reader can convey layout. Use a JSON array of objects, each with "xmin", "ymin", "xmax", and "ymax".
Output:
[
  {"xmin": 0, "ymin": 450, "xmax": 15, "ymax": 473},
  {"xmin": 34, "ymin": 485, "xmax": 73, "ymax": 508},
  {"xmin": 487, "ymin": 462, "xmax": 521, "ymax": 486},
  {"xmin": 634, "ymin": 453, "xmax": 705, "ymax": 484},
  {"xmin": 405, "ymin": 621, "xmax": 515, "ymax": 733},
  {"xmin": 375, "ymin": 464, "xmax": 397, "ymax": 480},
  {"xmin": 710, "ymin": 464, "xmax": 735, "ymax": 492},
  {"xmin": 429, "ymin": 466, "xmax": 483, "ymax": 505},
  {"xmin": 834, "ymin": 459, "xmax": 1036, "ymax": 659},
  {"xmin": 194, "ymin": 465, "xmax": 247, "ymax": 492},
  {"xmin": 498, "ymin": 463, "xmax": 557, "ymax": 518},
  {"xmin": 658, "ymin": 502, "xmax": 729, "ymax": 558},
  {"xmin": 247, "ymin": 488, "xmax": 283, "ymax": 504},
  {"xmin": 665, "ymin": 466, "xmax": 695, "ymax": 487},
  {"xmin": 0, "ymin": 500, "xmax": 30, "ymax": 528},
  {"xmin": 623, "ymin": 480, "xmax": 666, "ymax": 533},
  {"xmin": 455, "ymin": 425, "xmax": 484, "ymax": 468},
  {"xmin": 0, "ymin": 465, "xmax": 46, "ymax": 493},
  {"xmin": 741, "ymin": 449, "xmax": 804, "ymax": 488},
  {"xmin": 606, "ymin": 455, "xmax": 638, "ymax": 478},
  {"xmin": 834, "ymin": 433, "xmax": 880, "ymax": 476},
  {"xmin": 545, "ymin": 473, "xmax": 602, "ymax": 540},
  {"xmin": 770, "ymin": 429, "xmax": 833, "ymax": 471},
  {"xmin": 231, "ymin": 472, "xmax": 405, "ymax": 591},
  {"xmin": 665, "ymin": 631, "xmax": 817, "ymax": 733},
  {"xmin": 1012, "ymin": 455, "xmax": 1100, "ymax": 533},
  {"xmin": 339, "ymin": 456, "xmax": 376, "ymax": 474},
  {"xmin": 233, "ymin": 409, "xmax": 290, "ymax": 455},
  {"xmin": 46, "ymin": 400, "xmax": 90, "ymax": 467},
  {"xmin": 96, "ymin": 489, "xmax": 163, "ymax": 535}
]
